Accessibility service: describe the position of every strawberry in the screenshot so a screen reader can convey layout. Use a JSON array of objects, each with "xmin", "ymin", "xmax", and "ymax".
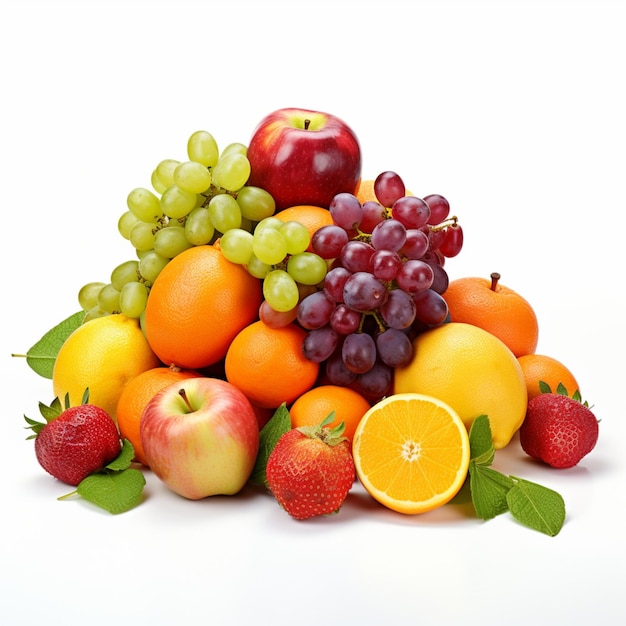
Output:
[
  {"xmin": 266, "ymin": 413, "xmax": 355, "ymax": 520},
  {"xmin": 519, "ymin": 390, "xmax": 599, "ymax": 469},
  {"xmin": 25, "ymin": 395, "xmax": 122, "ymax": 486}
]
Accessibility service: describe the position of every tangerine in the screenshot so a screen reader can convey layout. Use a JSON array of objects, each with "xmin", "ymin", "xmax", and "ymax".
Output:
[
  {"xmin": 116, "ymin": 365, "xmax": 200, "ymax": 465},
  {"xmin": 272, "ymin": 205, "xmax": 334, "ymax": 251},
  {"xmin": 443, "ymin": 272, "xmax": 539, "ymax": 357},
  {"xmin": 517, "ymin": 353, "xmax": 580, "ymax": 400},
  {"xmin": 144, "ymin": 244, "xmax": 262, "ymax": 369},
  {"xmin": 352, "ymin": 393, "xmax": 470, "ymax": 514},
  {"xmin": 289, "ymin": 384, "xmax": 371, "ymax": 443},
  {"xmin": 224, "ymin": 320, "xmax": 319, "ymax": 409}
]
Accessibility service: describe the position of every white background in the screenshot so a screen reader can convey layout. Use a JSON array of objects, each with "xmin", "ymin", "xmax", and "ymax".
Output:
[{"xmin": 2, "ymin": 0, "xmax": 625, "ymax": 624}]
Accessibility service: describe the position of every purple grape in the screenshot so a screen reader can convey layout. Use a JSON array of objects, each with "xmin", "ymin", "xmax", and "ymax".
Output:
[
  {"xmin": 439, "ymin": 224, "xmax": 464, "ymax": 258},
  {"xmin": 360, "ymin": 201, "xmax": 387, "ymax": 234},
  {"xmin": 353, "ymin": 360, "xmax": 393, "ymax": 401},
  {"xmin": 311, "ymin": 224, "xmax": 349, "ymax": 259},
  {"xmin": 324, "ymin": 266, "xmax": 352, "ymax": 302},
  {"xmin": 370, "ymin": 249, "xmax": 402, "ymax": 281},
  {"xmin": 391, "ymin": 196, "xmax": 431, "ymax": 229},
  {"xmin": 329, "ymin": 193, "xmax": 363, "ymax": 230},
  {"xmin": 376, "ymin": 328, "xmax": 413, "ymax": 368},
  {"xmin": 371, "ymin": 218, "xmax": 407, "ymax": 252},
  {"xmin": 412, "ymin": 288, "xmax": 449, "ymax": 325},
  {"xmin": 330, "ymin": 304, "xmax": 362, "ymax": 335},
  {"xmin": 325, "ymin": 347, "xmax": 357, "ymax": 385},
  {"xmin": 342, "ymin": 332, "xmax": 377, "ymax": 374},
  {"xmin": 399, "ymin": 229, "xmax": 430, "ymax": 260},
  {"xmin": 427, "ymin": 228, "xmax": 446, "ymax": 252},
  {"xmin": 374, "ymin": 171, "xmax": 405, "ymax": 207},
  {"xmin": 379, "ymin": 288, "xmax": 416, "ymax": 329},
  {"xmin": 343, "ymin": 271, "xmax": 389, "ymax": 312},
  {"xmin": 428, "ymin": 262, "xmax": 449, "ymax": 294},
  {"xmin": 423, "ymin": 194, "xmax": 450, "ymax": 225},
  {"xmin": 396, "ymin": 260, "xmax": 434, "ymax": 293},
  {"xmin": 340, "ymin": 240, "xmax": 375, "ymax": 273},
  {"xmin": 302, "ymin": 325, "xmax": 339, "ymax": 362},
  {"xmin": 297, "ymin": 291, "xmax": 335, "ymax": 329}
]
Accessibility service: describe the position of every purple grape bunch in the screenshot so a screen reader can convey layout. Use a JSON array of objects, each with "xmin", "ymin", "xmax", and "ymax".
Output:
[{"xmin": 297, "ymin": 170, "xmax": 463, "ymax": 401}]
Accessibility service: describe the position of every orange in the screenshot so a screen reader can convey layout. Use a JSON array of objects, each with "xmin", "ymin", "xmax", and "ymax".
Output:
[
  {"xmin": 144, "ymin": 244, "xmax": 262, "ymax": 369},
  {"xmin": 355, "ymin": 179, "xmax": 377, "ymax": 204},
  {"xmin": 289, "ymin": 384, "xmax": 371, "ymax": 443},
  {"xmin": 224, "ymin": 320, "xmax": 319, "ymax": 409},
  {"xmin": 116, "ymin": 365, "xmax": 200, "ymax": 465},
  {"xmin": 352, "ymin": 393, "xmax": 470, "ymax": 515},
  {"xmin": 443, "ymin": 272, "xmax": 539, "ymax": 357},
  {"xmin": 272, "ymin": 205, "xmax": 334, "ymax": 251},
  {"xmin": 394, "ymin": 322, "xmax": 527, "ymax": 449},
  {"xmin": 52, "ymin": 314, "xmax": 161, "ymax": 422},
  {"xmin": 517, "ymin": 353, "xmax": 580, "ymax": 400}
]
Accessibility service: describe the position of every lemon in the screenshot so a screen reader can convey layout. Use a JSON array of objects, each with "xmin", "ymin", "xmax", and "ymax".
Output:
[
  {"xmin": 52, "ymin": 314, "xmax": 161, "ymax": 421},
  {"xmin": 393, "ymin": 322, "xmax": 527, "ymax": 448}
]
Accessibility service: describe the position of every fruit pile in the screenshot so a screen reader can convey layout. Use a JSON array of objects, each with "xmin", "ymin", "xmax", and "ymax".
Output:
[{"xmin": 16, "ymin": 107, "xmax": 599, "ymax": 535}]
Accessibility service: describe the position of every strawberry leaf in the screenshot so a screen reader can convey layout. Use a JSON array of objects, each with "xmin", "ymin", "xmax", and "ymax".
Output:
[
  {"xmin": 75, "ymin": 468, "xmax": 146, "ymax": 514},
  {"xmin": 249, "ymin": 403, "xmax": 291, "ymax": 488}
]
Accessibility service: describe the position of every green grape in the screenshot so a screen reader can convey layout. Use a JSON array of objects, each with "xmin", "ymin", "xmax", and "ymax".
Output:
[
  {"xmin": 151, "ymin": 169, "xmax": 167, "ymax": 194},
  {"xmin": 174, "ymin": 160, "xmax": 212, "ymax": 194},
  {"xmin": 155, "ymin": 159, "xmax": 180, "ymax": 188},
  {"xmin": 212, "ymin": 153, "xmax": 251, "ymax": 192},
  {"xmin": 187, "ymin": 130, "xmax": 219, "ymax": 168},
  {"xmin": 83, "ymin": 306, "xmax": 109, "ymax": 323},
  {"xmin": 236, "ymin": 186, "xmax": 276, "ymax": 222},
  {"xmin": 160, "ymin": 184, "xmax": 197, "ymax": 219},
  {"xmin": 219, "ymin": 228, "xmax": 254, "ymax": 264},
  {"xmin": 208, "ymin": 193, "xmax": 242, "ymax": 233},
  {"xmin": 185, "ymin": 206, "xmax": 215, "ymax": 245},
  {"xmin": 98, "ymin": 283, "xmax": 121, "ymax": 313},
  {"xmin": 129, "ymin": 221, "xmax": 156, "ymax": 251},
  {"xmin": 220, "ymin": 142, "xmax": 248, "ymax": 158},
  {"xmin": 78, "ymin": 281, "xmax": 106, "ymax": 311},
  {"xmin": 127, "ymin": 187, "xmax": 161, "ymax": 222},
  {"xmin": 118, "ymin": 210, "xmax": 141, "ymax": 240},
  {"xmin": 254, "ymin": 217, "xmax": 284, "ymax": 233},
  {"xmin": 111, "ymin": 259, "xmax": 140, "ymax": 291},
  {"xmin": 246, "ymin": 255, "xmax": 272, "ymax": 279},
  {"xmin": 287, "ymin": 252, "xmax": 328, "ymax": 285},
  {"xmin": 252, "ymin": 227, "xmax": 288, "ymax": 265},
  {"xmin": 154, "ymin": 226, "xmax": 193, "ymax": 258},
  {"xmin": 119, "ymin": 281, "xmax": 149, "ymax": 319},
  {"xmin": 280, "ymin": 220, "xmax": 311, "ymax": 255},
  {"xmin": 263, "ymin": 269, "xmax": 299, "ymax": 312},
  {"xmin": 138, "ymin": 250, "xmax": 169, "ymax": 283}
]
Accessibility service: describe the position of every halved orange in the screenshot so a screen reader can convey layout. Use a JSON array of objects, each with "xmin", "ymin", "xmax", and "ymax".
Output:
[{"xmin": 352, "ymin": 393, "xmax": 470, "ymax": 514}]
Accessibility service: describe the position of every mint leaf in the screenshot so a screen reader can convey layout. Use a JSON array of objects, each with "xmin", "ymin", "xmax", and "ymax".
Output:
[
  {"xmin": 506, "ymin": 476, "xmax": 566, "ymax": 536},
  {"xmin": 468, "ymin": 414, "xmax": 495, "ymax": 465},
  {"xmin": 107, "ymin": 439, "xmax": 135, "ymax": 471},
  {"xmin": 249, "ymin": 403, "xmax": 291, "ymax": 487},
  {"xmin": 469, "ymin": 463, "xmax": 514, "ymax": 520},
  {"xmin": 12, "ymin": 311, "xmax": 84, "ymax": 379},
  {"xmin": 76, "ymin": 468, "xmax": 146, "ymax": 514}
]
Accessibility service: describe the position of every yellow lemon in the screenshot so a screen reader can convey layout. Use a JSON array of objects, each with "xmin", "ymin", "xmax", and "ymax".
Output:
[
  {"xmin": 53, "ymin": 314, "xmax": 161, "ymax": 421},
  {"xmin": 393, "ymin": 322, "xmax": 527, "ymax": 448}
]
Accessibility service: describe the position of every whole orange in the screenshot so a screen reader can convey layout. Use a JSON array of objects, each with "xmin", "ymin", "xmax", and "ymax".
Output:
[
  {"xmin": 224, "ymin": 320, "xmax": 319, "ymax": 409},
  {"xmin": 443, "ymin": 272, "xmax": 539, "ymax": 358},
  {"xmin": 273, "ymin": 205, "xmax": 334, "ymax": 251},
  {"xmin": 116, "ymin": 365, "xmax": 200, "ymax": 465},
  {"xmin": 517, "ymin": 353, "xmax": 580, "ymax": 400},
  {"xmin": 144, "ymin": 245, "xmax": 262, "ymax": 369},
  {"xmin": 289, "ymin": 384, "xmax": 371, "ymax": 443}
]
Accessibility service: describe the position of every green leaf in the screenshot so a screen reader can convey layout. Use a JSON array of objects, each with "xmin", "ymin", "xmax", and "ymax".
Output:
[
  {"xmin": 106, "ymin": 439, "xmax": 135, "ymax": 471},
  {"xmin": 506, "ymin": 476, "xmax": 566, "ymax": 536},
  {"xmin": 13, "ymin": 311, "xmax": 84, "ymax": 379},
  {"xmin": 249, "ymin": 403, "xmax": 291, "ymax": 487},
  {"xmin": 469, "ymin": 462, "xmax": 514, "ymax": 520},
  {"xmin": 76, "ymin": 468, "xmax": 146, "ymax": 514},
  {"xmin": 468, "ymin": 415, "xmax": 495, "ymax": 466},
  {"xmin": 538, "ymin": 380, "xmax": 552, "ymax": 394}
]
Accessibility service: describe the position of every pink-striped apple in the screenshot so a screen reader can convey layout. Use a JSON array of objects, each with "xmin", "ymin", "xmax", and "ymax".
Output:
[
  {"xmin": 246, "ymin": 107, "xmax": 362, "ymax": 211},
  {"xmin": 140, "ymin": 377, "xmax": 259, "ymax": 499}
]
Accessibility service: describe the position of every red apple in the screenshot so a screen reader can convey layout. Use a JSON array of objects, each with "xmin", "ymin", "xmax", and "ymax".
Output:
[
  {"xmin": 246, "ymin": 107, "xmax": 362, "ymax": 211},
  {"xmin": 140, "ymin": 377, "xmax": 259, "ymax": 499}
]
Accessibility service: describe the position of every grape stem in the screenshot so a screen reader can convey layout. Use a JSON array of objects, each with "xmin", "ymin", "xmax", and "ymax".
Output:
[
  {"xmin": 360, "ymin": 310, "xmax": 387, "ymax": 334},
  {"xmin": 429, "ymin": 215, "xmax": 459, "ymax": 232}
]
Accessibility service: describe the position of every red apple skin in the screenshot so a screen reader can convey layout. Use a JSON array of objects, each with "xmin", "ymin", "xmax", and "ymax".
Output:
[
  {"xmin": 140, "ymin": 377, "xmax": 260, "ymax": 500},
  {"xmin": 246, "ymin": 107, "xmax": 362, "ymax": 211}
]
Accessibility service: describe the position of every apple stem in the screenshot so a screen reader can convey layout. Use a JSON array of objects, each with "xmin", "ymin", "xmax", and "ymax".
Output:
[
  {"xmin": 304, "ymin": 119, "xmax": 311, "ymax": 130},
  {"xmin": 490, "ymin": 272, "xmax": 501, "ymax": 291},
  {"xmin": 178, "ymin": 388, "xmax": 195, "ymax": 412}
]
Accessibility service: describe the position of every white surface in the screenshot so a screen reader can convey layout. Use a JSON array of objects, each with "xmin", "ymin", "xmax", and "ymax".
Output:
[{"xmin": 2, "ymin": 1, "xmax": 625, "ymax": 624}]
